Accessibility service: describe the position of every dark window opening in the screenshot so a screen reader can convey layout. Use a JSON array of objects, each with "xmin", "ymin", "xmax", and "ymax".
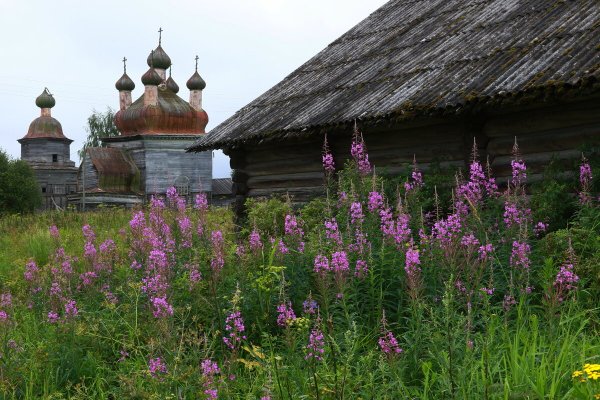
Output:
[
  {"xmin": 52, "ymin": 154, "xmax": 58, "ymax": 162},
  {"xmin": 41, "ymin": 186, "xmax": 47, "ymax": 193}
]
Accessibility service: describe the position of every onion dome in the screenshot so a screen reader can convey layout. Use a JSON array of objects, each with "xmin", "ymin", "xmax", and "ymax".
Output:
[
  {"xmin": 19, "ymin": 88, "xmax": 70, "ymax": 141},
  {"xmin": 115, "ymin": 73, "xmax": 135, "ymax": 91},
  {"xmin": 166, "ymin": 76, "xmax": 179, "ymax": 93},
  {"xmin": 186, "ymin": 71, "xmax": 206, "ymax": 90},
  {"xmin": 147, "ymin": 45, "xmax": 171, "ymax": 70},
  {"xmin": 35, "ymin": 88, "xmax": 55, "ymax": 108},
  {"xmin": 141, "ymin": 67, "xmax": 163, "ymax": 86},
  {"xmin": 114, "ymin": 89, "xmax": 208, "ymax": 135}
]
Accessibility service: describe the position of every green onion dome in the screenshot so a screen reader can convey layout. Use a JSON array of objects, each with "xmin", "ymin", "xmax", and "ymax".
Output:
[
  {"xmin": 141, "ymin": 68, "xmax": 163, "ymax": 86},
  {"xmin": 35, "ymin": 88, "xmax": 55, "ymax": 108},
  {"xmin": 186, "ymin": 71, "xmax": 206, "ymax": 90},
  {"xmin": 147, "ymin": 45, "xmax": 171, "ymax": 70},
  {"xmin": 115, "ymin": 73, "xmax": 136, "ymax": 91}
]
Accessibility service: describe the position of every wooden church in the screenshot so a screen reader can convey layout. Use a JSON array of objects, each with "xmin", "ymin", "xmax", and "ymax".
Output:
[
  {"xmin": 18, "ymin": 89, "xmax": 78, "ymax": 210},
  {"xmin": 189, "ymin": 0, "xmax": 600, "ymax": 212},
  {"xmin": 71, "ymin": 32, "xmax": 213, "ymax": 208}
]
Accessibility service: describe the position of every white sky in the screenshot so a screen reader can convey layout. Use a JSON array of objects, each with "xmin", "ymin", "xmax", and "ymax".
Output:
[{"xmin": 0, "ymin": 0, "xmax": 387, "ymax": 178}]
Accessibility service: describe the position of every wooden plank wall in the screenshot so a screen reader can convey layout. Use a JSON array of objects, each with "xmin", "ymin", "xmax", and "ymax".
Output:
[
  {"xmin": 228, "ymin": 99, "xmax": 600, "ymax": 213},
  {"xmin": 484, "ymin": 101, "xmax": 600, "ymax": 183}
]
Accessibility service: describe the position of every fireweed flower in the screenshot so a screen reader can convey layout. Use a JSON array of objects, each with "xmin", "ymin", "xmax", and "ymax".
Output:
[
  {"xmin": 64, "ymin": 299, "xmax": 78, "ymax": 318},
  {"xmin": 510, "ymin": 241, "xmax": 531, "ymax": 270},
  {"xmin": 201, "ymin": 359, "xmax": 220, "ymax": 399},
  {"xmin": 151, "ymin": 296, "xmax": 174, "ymax": 318},
  {"xmin": 305, "ymin": 326, "xmax": 325, "ymax": 361},
  {"xmin": 303, "ymin": 297, "xmax": 319, "ymax": 315},
  {"xmin": 324, "ymin": 219, "xmax": 343, "ymax": 246},
  {"xmin": 511, "ymin": 158, "xmax": 527, "ymax": 187},
  {"xmin": 82, "ymin": 224, "xmax": 96, "ymax": 242},
  {"xmin": 284, "ymin": 214, "xmax": 303, "ymax": 237},
  {"xmin": 433, "ymin": 213, "xmax": 462, "ymax": 249},
  {"xmin": 313, "ymin": 255, "xmax": 330, "ymax": 275},
  {"xmin": 348, "ymin": 228, "xmax": 370, "ymax": 255},
  {"xmin": 0, "ymin": 310, "xmax": 8, "ymax": 323},
  {"xmin": 405, "ymin": 244, "xmax": 421, "ymax": 292},
  {"xmin": 176, "ymin": 216, "xmax": 193, "ymax": 248},
  {"xmin": 350, "ymin": 201, "xmax": 364, "ymax": 225},
  {"xmin": 554, "ymin": 246, "xmax": 579, "ymax": 303},
  {"xmin": 223, "ymin": 310, "xmax": 247, "ymax": 350},
  {"xmin": 210, "ymin": 230, "xmax": 225, "ymax": 273},
  {"xmin": 331, "ymin": 251, "xmax": 350, "ymax": 273},
  {"xmin": 378, "ymin": 312, "xmax": 403, "ymax": 356},
  {"xmin": 322, "ymin": 135, "xmax": 335, "ymax": 175},
  {"xmin": 393, "ymin": 213, "xmax": 411, "ymax": 246},
  {"xmin": 49, "ymin": 225, "xmax": 60, "ymax": 239},
  {"xmin": 148, "ymin": 357, "xmax": 167, "ymax": 379},
  {"xmin": 24, "ymin": 260, "xmax": 39, "ymax": 282},
  {"xmin": 355, "ymin": 259, "xmax": 368, "ymax": 278},
  {"xmin": 249, "ymin": 229, "xmax": 263, "ymax": 252},
  {"xmin": 350, "ymin": 130, "xmax": 371, "ymax": 176},
  {"xmin": 502, "ymin": 294, "xmax": 516, "ymax": 311},
  {"xmin": 276, "ymin": 302, "xmax": 297, "ymax": 327},
  {"xmin": 579, "ymin": 156, "xmax": 593, "ymax": 204},
  {"xmin": 478, "ymin": 243, "xmax": 494, "ymax": 261},
  {"xmin": 460, "ymin": 233, "xmax": 480, "ymax": 248},
  {"xmin": 0, "ymin": 293, "xmax": 12, "ymax": 308},
  {"xmin": 534, "ymin": 221, "xmax": 548, "ymax": 236},
  {"xmin": 380, "ymin": 207, "xmax": 394, "ymax": 237},
  {"xmin": 367, "ymin": 191, "xmax": 384, "ymax": 213},
  {"xmin": 47, "ymin": 311, "xmax": 60, "ymax": 324},
  {"xmin": 195, "ymin": 192, "xmax": 209, "ymax": 211}
]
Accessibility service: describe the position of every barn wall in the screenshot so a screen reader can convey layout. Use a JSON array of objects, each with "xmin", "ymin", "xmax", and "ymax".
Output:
[
  {"xmin": 484, "ymin": 100, "xmax": 600, "ymax": 183},
  {"xmin": 228, "ymin": 99, "xmax": 600, "ymax": 213}
]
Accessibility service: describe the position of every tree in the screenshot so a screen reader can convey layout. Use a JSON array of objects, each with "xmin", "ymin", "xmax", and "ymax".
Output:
[
  {"xmin": 0, "ymin": 150, "xmax": 41, "ymax": 213},
  {"xmin": 78, "ymin": 107, "xmax": 120, "ymax": 160}
]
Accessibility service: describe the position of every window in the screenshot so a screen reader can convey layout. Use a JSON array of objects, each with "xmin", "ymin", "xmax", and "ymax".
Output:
[
  {"xmin": 52, "ymin": 154, "xmax": 58, "ymax": 162},
  {"xmin": 41, "ymin": 185, "xmax": 47, "ymax": 193}
]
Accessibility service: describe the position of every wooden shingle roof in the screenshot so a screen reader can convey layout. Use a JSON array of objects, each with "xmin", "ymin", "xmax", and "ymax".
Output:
[{"xmin": 190, "ymin": 0, "xmax": 600, "ymax": 151}]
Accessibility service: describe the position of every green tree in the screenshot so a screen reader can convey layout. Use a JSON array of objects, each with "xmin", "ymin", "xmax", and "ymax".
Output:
[
  {"xmin": 78, "ymin": 107, "xmax": 119, "ymax": 160},
  {"xmin": 0, "ymin": 150, "xmax": 41, "ymax": 213}
]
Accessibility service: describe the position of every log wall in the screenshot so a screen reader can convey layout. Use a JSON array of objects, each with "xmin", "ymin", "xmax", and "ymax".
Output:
[{"xmin": 227, "ymin": 98, "xmax": 600, "ymax": 214}]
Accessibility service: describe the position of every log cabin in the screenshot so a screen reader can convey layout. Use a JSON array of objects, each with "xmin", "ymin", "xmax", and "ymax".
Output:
[{"xmin": 188, "ymin": 0, "xmax": 600, "ymax": 214}]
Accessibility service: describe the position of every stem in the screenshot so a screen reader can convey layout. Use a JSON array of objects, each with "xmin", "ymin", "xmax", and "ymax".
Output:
[{"xmin": 312, "ymin": 364, "xmax": 320, "ymax": 400}]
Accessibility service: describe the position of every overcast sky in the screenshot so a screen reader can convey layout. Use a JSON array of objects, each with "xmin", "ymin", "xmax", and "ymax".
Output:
[{"xmin": 0, "ymin": 0, "xmax": 387, "ymax": 177}]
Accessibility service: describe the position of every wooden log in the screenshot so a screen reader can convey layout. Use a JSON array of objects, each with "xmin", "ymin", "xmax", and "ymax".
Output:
[
  {"xmin": 484, "ymin": 102, "xmax": 600, "ymax": 138},
  {"xmin": 247, "ymin": 186, "xmax": 325, "ymax": 200},
  {"xmin": 487, "ymin": 125, "xmax": 599, "ymax": 156},
  {"xmin": 244, "ymin": 158, "xmax": 323, "ymax": 176}
]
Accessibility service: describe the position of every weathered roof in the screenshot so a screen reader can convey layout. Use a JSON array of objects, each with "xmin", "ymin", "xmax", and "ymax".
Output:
[
  {"xmin": 211, "ymin": 178, "xmax": 232, "ymax": 195},
  {"xmin": 20, "ymin": 116, "xmax": 70, "ymax": 141},
  {"xmin": 85, "ymin": 147, "xmax": 140, "ymax": 193},
  {"xmin": 190, "ymin": 0, "xmax": 600, "ymax": 151},
  {"xmin": 114, "ymin": 88, "xmax": 208, "ymax": 135}
]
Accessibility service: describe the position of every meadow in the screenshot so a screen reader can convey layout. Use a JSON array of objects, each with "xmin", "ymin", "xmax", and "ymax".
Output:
[{"xmin": 0, "ymin": 133, "xmax": 598, "ymax": 399}]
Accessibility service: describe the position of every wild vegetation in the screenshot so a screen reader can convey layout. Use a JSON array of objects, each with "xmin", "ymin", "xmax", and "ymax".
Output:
[
  {"xmin": 0, "ymin": 149, "xmax": 41, "ymax": 214},
  {"xmin": 0, "ymin": 131, "xmax": 598, "ymax": 399}
]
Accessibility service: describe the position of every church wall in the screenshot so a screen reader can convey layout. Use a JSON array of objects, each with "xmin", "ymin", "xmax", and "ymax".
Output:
[
  {"xmin": 142, "ymin": 137, "xmax": 212, "ymax": 196},
  {"xmin": 21, "ymin": 139, "xmax": 73, "ymax": 165}
]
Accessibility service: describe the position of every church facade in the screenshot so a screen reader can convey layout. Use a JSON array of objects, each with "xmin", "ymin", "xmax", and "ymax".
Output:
[{"xmin": 71, "ymin": 34, "xmax": 213, "ymax": 209}]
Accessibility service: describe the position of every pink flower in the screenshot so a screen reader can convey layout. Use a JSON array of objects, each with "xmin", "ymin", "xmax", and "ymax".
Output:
[
  {"xmin": 276, "ymin": 302, "xmax": 297, "ymax": 327},
  {"xmin": 64, "ymin": 300, "xmax": 79, "ymax": 318},
  {"xmin": 151, "ymin": 296, "xmax": 174, "ymax": 318},
  {"xmin": 305, "ymin": 327, "xmax": 325, "ymax": 361},
  {"xmin": 510, "ymin": 241, "xmax": 531, "ymax": 270},
  {"xmin": 148, "ymin": 357, "xmax": 167, "ymax": 379},
  {"xmin": 223, "ymin": 310, "xmax": 246, "ymax": 350},
  {"xmin": 367, "ymin": 191, "xmax": 384, "ymax": 213},
  {"xmin": 350, "ymin": 202, "xmax": 364, "ymax": 225},
  {"xmin": 314, "ymin": 255, "xmax": 330, "ymax": 275}
]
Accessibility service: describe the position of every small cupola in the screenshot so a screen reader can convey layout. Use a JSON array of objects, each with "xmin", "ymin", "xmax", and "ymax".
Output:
[{"xmin": 166, "ymin": 67, "xmax": 179, "ymax": 93}]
